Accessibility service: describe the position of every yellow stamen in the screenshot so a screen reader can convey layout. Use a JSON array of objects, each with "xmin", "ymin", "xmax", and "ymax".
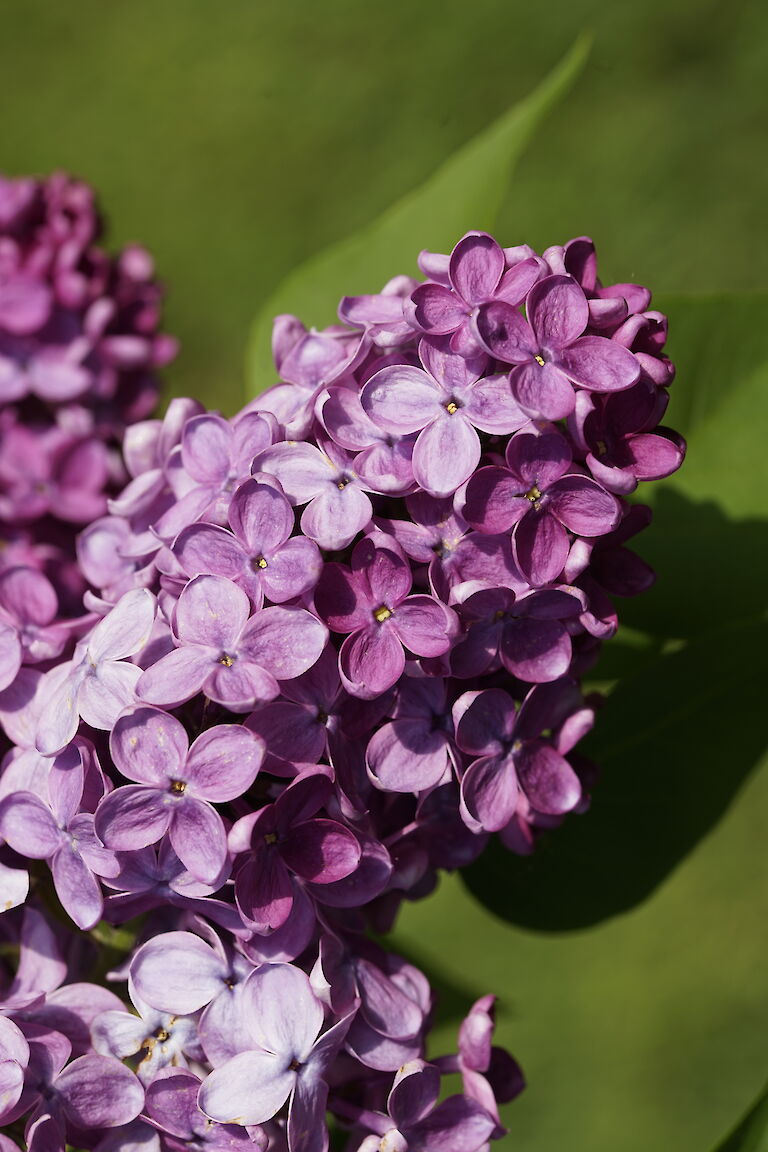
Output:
[
  {"xmin": 525, "ymin": 484, "xmax": 542, "ymax": 503},
  {"xmin": 219, "ymin": 653, "xmax": 234, "ymax": 667},
  {"xmin": 445, "ymin": 401, "xmax": 459, "ymax": 415},
  {"xmin": 169, "ymin": 779, "xmax": 186, "ymax": 795},
  {"xmin": 534, "ymin": 354, "xmax": 545, "ymax": 366},
  {"xmin": 373, "ymin": 604, "xmax": 392, "ymax": 623}
]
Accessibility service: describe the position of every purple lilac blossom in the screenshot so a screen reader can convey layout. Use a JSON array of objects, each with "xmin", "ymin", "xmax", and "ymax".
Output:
[{"xmin": 0, "ymin": 223, "xmax": 684, "ymax": 1152}]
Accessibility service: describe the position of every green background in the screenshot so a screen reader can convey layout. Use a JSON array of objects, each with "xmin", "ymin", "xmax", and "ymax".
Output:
[{"xmin": 3, "ymin": 3, "xmax": 767, "ymax": 1150}]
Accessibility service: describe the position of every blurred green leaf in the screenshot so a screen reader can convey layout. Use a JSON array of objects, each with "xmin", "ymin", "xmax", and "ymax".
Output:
[
  {"xmin": 713, "ymin": 1084, "xmax": 768, "ymax": 1152},
  {"xmin": 409, "ymin": 291, "xmax": 768, "ymax": 1149},
  {"xmin": 244, "ymin": 34, "xmax": 590, "ymax": 396}
]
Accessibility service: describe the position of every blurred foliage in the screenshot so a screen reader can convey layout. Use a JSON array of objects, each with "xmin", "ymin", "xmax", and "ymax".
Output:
[
  {"xmin": 3, "ymin": 4, "xmax": 768, "ymax": 1151},
  {"xmin": 713, "ymin": 1084, "xmax": 768, "ymax": 1151},
  {"xmin": 2, "ymin": 0, "xmax": 767, "ymax": 408}
]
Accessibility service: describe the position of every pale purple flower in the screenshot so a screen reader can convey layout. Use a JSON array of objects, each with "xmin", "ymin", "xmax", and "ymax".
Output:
[
  {"xmin": 94, "ymin": 704, "xmax": 264, "ymax": 884},
  {"xmin": 475, "ymin": 274, "xmax": 640, "ymax": 419},
  {"xmin": 361, "ymin": 338, "xmax": 525, "ymax": 498},
  {"xmin": 155, "ymin": 412, "xmax": 276, "ymax": 541},
  {"xmin": 0, "ymin": 420, "xmax": 108, "ymax": 525},
  {"xmin": 406, "ymin": 231, "xmax": 543, "ymax": 356},
  {"xmin": 0, "ymin": 742, "xmax": 118, "ymax": 928},
  {"xmin": 137, "ymin": 575, "xmax": 327, "ymax": 710},
  {"xmin": 199, "ymin": 963, "xmax": 351, "ymax": 1152},
  {"xmin": 315, "ymin": 534, "xmax": 457, "ymax": 699},
  {"xmin": 320, "ymin": 386, "xmax": 416, "ymax": 496},
  {"xmin": 342, "ymin": 945, "xmax": 431, "ymax": 1072},
  {"xmin": 543, "ymin": 236, "xmax": 651, "ymax": 329},
  {"xmin": 35, "ymin": 588, "xmax": 156, "ymax": 755},
  {"xmin": 253, "ymin": 438, "xmax": 373, "ymax": 551},
  {"xmin": 0, "ymin": 1016, "xmax": 29, "ymax": 1123},
  {"xmin": 174, "ymin": 478, "xmax": 321, "ymax": 607},
  {"xmin": 338, "ymin": 275, "xmax": 418, "ymax": 349},
  {"xmin": 0, "ymin": 566, "xmax": 72, "ymax": 671},
  {"xmin": 462, "ymin": 425, "xmax": 620, "ymax": 586},
  {"xmin": 92, "ymin": 990, "xmax": 204, "ymax": 1084},
  {"xmin": 145, "ymin": 1069, "xmax": 266, "ymax": 1152}
]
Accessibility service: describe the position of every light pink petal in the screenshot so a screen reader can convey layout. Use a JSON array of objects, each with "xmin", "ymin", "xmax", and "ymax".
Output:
[
  {"xmin": 137, "ymin": 647, "xmax": 212, "ymax": 707},
  {"xmin": 528, "ymin": 274, "xmax": 589, "ymax": 349},
  {"xmin": 174, "ymin": 575, "xmax": 249, "ymax": 648},
  {"xmin": 56, "ymin": 1054, "xmax": 144, "ymax": 1127},
  {"xmin": 392, "ymin": 596, "xmax": 454, "ymax": 657},
  {"xmin": 94, "ymin": 786, "xmax": 172, "ymax": 850},
  {"xmin": 408, "ymin": 283, "xmax": 466, "ymax": 334},
  {"xmin": 242, "ymin": 964, "xmax": 324, "ymax": 1059},
  {"xmin": 169, "ymin": 798, "xmax": 227, "ymax": 884},
  {"xmin": 412, "ymin": 416, "xmax": 480, "ymax": 498},
  {"xmin": 88, "ymin": 589, "xmax": 156, "ymax": 663},
  {"xmin": 0, "ymin": 622, "xmax": 21, "ymax": 692},
  {"xmin": 34, "ymin": 664, "xmax": 82, "ymax": 756},
  {"xmin": 52, "ymin": 845, "xmax": 104, "ymax": 929},
  {"xmin": 181, "ymin": 415, "xmax": 232, "ymax": 484},
  {"xmin": 462, "ymin": 374, "xmax": 528, "ymax": 434},
  {"xmin": 558, "ymin": 336, "xmax": 640, "ymax": 393},
  {"xmin": 131, "ymin": 931, "xmax": 230, "ymax": 1014},
  {"xmin": 230, "ymin": 479, "xmax": 294, "ymax": 554},
  {"xmin": 300, "ymin": 485, "xmax": 372, "ymax": 551},
  {"xmin": 253, "ymin": 442, "xmax": 330, "ymax": 504},
  {"xmin": 260, "ymin": 536, "xmax": 323, "ymax": 603},
  {"xmin": 0, "ymin": 792, "xmax": 61, "ymax": 858},
  {"xmin": 361, "ymin": 366, "xmax": 441, "ymax": 434},
  {"xmin": 449, "ymin": 232, "xmax": 504, "ymax": 304},
  {"xmin": 204, "ymin": 661, "xmax": 279, "ymax": 710},
  {"xmin": 510, "ymin": 361, "xmax": 575, "ymax": 420},
  {"xmin": 110, "ymin": 705, "xmax": 188, "ymax": 785},
  {"xmin": 78, "ymin": 662, "xmax": 142, "ymax": 730},
  {"xmin": 239, "ymin": 607, "xmax": 328, "ymax": 681},
  {"xmin": 199, "ymin": 1050, "xmax": 294, "ymax": 1126},
  {"xmin": 174, "ymin": 525, "xmax": 245, "ymax": 581},
  {"xmin": 186, "ymin": 725, "xmax": 264, "ymax": 801}
]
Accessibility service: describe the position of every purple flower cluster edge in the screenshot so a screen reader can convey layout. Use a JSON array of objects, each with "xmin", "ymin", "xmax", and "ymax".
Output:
[{"xmin": 0, "ymin": 211, "xmax": 684, "ymax": 1152}]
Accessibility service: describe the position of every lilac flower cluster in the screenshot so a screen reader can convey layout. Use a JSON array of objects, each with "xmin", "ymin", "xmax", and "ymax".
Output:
[
  {"xmin": 0, "ymin": 229, "xmax": 683, "ymax": 1151},
  {"xmin": 0, "ymin": 171, "xmax": 176, "ymax": 615}
]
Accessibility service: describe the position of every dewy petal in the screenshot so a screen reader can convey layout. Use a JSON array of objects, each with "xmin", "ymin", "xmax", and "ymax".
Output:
[
  {"xmin": 174, "ymin": 575, "xmax": 249, "ymax": 649},
  {"xmin": 449, "ymin": 232, "xmax": 505, "ymax": 304},
  {"xmin": 461, "ymin": 754, "xmax": 518, "ymax": 833},
  {"xmin": 199, "ymin": 1050, "xmax": 294, "ymax": 1126},
  {"xmin": 169, "ymin": 798, "xmax": 227, "ymax": 885},
  {"xmin": 510, "ymin": 361, "xmax": 575, "ymax": 420},
  {"xmin": 87, "ymin": 589, "xmax": 156, "ymax": 662},
  {"xmin": 513, "ymin": 509, "xmax": 570, "ymax": 587},
  {"xmin": 361, "ymin": 366, "xmax": 441, "ymax": 434},
  {"xmin": 412, "ymin": 415, "xmax": 480, "ymax": 498},
  {"xmin": 185, "ymin": 725, "xmax": 264, "ymax": 801},
  {"xmin": 239, "ymin": 607, "xmax": 328, "ymax": 682},
  {"xmin": 548, "ymin": 476, "xmax": 620, "ymax": 536},
  {"xmin": 229, "ymin": 479, "xmax": 294, "ymax": 554},
  {"xmin": 515, "ymin": 740, "xmax": 581, "ymax": 815},
  {"xmin": 527, "ymin": 274, "xmax": 589, "ymax": 350},
  {"xmin": 110, "ymin": 705, "xmax": 188, "ymax": 785},
  {"xmin": 56, "ymin": 1053, "xmax": 145, "ymax": 1128},
  {"xmin": 558, "ymin": 335, "xmax": 640, "ymax": 393}
]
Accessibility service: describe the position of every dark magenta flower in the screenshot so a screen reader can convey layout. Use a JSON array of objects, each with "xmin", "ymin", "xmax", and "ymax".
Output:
[
  {"xmin": 315, "ymin": 534, "xmax": 457, "ymax": 699},
  {"xmin": 475, "ymin": 274, "xmax": 640, "ymax": 419}
]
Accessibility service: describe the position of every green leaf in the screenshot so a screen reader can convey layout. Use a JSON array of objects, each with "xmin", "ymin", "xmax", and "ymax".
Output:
[
  {"xmin": 388, "ymin": 292, "xmax": 768, "ymax": 1150},
  {"xmin": 244, "ymin": 35, "xmax": 590, "ymax": 396},
  {"xmin": 713, "ymin": 1084, "xmax": 768, "ymax": 1152}
]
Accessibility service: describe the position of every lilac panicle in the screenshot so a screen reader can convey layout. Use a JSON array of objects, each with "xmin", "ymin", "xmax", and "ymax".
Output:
[{"xmin": 0, "ymin": 223, "xmax": 684, "ymax": 1152}]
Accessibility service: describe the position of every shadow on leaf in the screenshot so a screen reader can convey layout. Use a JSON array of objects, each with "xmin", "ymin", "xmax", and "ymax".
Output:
[{"xmin": 463, "ymin": 491, "xmax": 768, "ymax": 931}]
